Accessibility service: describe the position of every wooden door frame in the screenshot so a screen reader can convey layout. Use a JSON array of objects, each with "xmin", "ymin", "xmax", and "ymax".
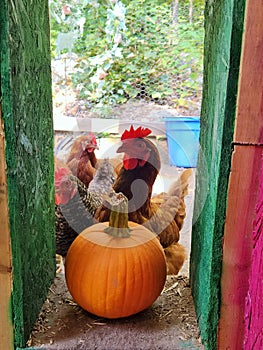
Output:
[
  {"xmin": 0, "ymin": 102, "xmax": 13, "ymax": 349},
  {"xmin": 218, "ymin": 0, "xmax": 263, "ymax": 347}
]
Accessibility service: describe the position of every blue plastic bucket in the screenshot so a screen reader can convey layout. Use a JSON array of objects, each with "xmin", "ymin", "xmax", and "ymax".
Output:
[{"xmin": 164, "ymin": 117, "xmax": 200, "ymax": 168}]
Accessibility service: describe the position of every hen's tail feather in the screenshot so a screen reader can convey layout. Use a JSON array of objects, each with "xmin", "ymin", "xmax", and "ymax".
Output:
[
  {"xmin": 151, "ymin": 169, "xmax": 192, "ymax": 231},
  {"xmin": 151, "ymin": 169, "xmax": 192, "ymax": 204},
  {"xmin": 164, "ymin": 242, "xmax": 186, "ymax": 275},
  {"xmin": 167, "ymin": 169, "xmax": 192, "ymax": 197},
  {"xmin": 163, "ymin": 170, "xmax": 192, "ymax": 275}
]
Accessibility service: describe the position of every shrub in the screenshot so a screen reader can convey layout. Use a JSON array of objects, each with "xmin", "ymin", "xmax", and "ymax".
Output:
[{"xmin": 49, "ymin": 0, "xmax": 204, "ymax": 111}]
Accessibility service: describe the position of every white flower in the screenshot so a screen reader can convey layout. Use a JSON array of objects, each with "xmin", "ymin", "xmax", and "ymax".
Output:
[{"xmin": 112, "ymin": 2, "xmax": 126, "ymax": 19}]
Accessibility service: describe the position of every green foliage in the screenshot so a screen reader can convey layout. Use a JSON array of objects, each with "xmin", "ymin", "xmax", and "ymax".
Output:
[{"xmin": 50, "ymin": 0, "xmax": 204, "ymax": 110}]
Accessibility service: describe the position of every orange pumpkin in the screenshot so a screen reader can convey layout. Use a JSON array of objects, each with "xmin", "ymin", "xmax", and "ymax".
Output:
[{"xmin": 65, "ymin": 193, "xmax": 167, "ymax": 319}]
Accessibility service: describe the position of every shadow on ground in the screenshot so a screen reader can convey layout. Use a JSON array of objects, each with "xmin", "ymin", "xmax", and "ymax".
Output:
[{"xmin": 27, "ymin": 274, "xmax": 203, "ymax": 350}]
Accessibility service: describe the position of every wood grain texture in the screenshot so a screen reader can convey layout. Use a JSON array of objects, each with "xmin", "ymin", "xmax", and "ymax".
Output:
[
  {"xmin": 218, "ymin": 0, "xmax": 263, "ymax": 349},
  {"xmin": 0, "ymin": 108, "xmax": 13, "ymax": 350},
  {"xmin": 190, "ymin": 0, "xmax": 245, "ymax": 348},
  {"xmin": 234, "ymin": 0, "xmax": 263, "ymax": 144},
  {"xmin": 218, "ymin": 145, "xmax": 262, "ymax": 349},
  {"xmin": 218, "ymin": 0, "xmax": 263, "ymax": 346},
  {"xmin": 1, "ymin": 0, "xmax": 55, "ymax": 347},
  {"xmin": 244, "ymin": 159, "xmax": 263, "ymax": 349}
]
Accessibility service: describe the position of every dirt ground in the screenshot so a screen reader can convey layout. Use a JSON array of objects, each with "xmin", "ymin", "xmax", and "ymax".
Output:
[{"xmin": 27, "ymin": 273, "xmax": 203, "ymax": 350}]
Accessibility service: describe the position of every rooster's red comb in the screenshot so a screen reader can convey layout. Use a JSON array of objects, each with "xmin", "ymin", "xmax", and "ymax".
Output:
[{"xmin": 121, "ymin": 125, "xmax": 152, "ymax": 141}]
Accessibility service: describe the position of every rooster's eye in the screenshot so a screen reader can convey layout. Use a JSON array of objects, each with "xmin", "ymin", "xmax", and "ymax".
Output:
[
  {"xmin": 136, "ymin": 141, "xmax": 145, "ymax": 148},
  {"xmin": 64, "ymin": 180, "xmax": 71, "ymax": 188}
]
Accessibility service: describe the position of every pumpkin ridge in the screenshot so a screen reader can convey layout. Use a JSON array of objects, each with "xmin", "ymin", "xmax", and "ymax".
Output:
[
  {"xmin": 103, "ymin": 247, "xmax": 114, "ymax": 316},
  {"xmin": 142, "ymin": 243, "xmax": 156, "ymax": 310},
  {"xmin": 78, "ymin": 240, "xmax": 92, "ymax": 312},
  {"xmin": 89, "ymin": 244, "xmax": 104, "ymax": 315},
  {"xmin": 154, "ymin": 241, "xmax": 167, "ymax": 292},
  {"xmin": 67, "ymin": 236, "xmax": 86, "ymax": 298},
  {"xmin": 136, "ymin": 246, "xmax": 146, "ymax": 312},
  {"xmin": 122, "ymin": 248, "xmax": 133, "ymax": 316},
  {"xmin": 118, "ymin": 250, "xmax": 126, "ymax": 317}
]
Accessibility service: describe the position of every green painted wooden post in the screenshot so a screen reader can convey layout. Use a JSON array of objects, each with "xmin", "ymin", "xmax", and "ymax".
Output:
[
  {"xmin": 0, "ymin": 0, "xmax": 55, "ymax": 348},
  {"xmin": 190, "ymin": 0, "xmax": 245, "ymax": 348}
]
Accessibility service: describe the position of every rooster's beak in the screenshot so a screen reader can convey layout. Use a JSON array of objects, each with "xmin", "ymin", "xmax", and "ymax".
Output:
[
  {"xmin": 116, "ymin": 143, "xmax": 127, "ymax": 153},
  {"xmin": 116, "ymin": 145, "xmax": 124, "ymax": 153}
]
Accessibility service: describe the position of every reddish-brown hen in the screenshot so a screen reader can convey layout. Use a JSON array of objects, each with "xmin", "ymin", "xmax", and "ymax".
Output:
[
  {"xmin": 66, "ymin": 133, "xmax": 98, "ymax": 188},
  {"xmin": 95, "ymin": 125, "xmax": 191, "ymax": 275}
]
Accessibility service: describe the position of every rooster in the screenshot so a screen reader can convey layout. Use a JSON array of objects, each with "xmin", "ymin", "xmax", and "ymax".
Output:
[
  {"xmin": 95, "ymin": 125, "xmax": 191, "ymax": 275},
  {"xmin": 66, "ymin": 133, "xmax": 98, "ymax": 188}
]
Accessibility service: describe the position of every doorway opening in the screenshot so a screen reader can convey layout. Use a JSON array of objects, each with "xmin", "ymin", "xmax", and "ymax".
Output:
[{"xmin": 28, "ymin": 0, "xmax": 205, "ymax": 348}]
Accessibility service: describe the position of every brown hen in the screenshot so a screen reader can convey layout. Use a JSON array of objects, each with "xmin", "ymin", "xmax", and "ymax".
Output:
[
  {"xmin": 66, "ymin": 133, "xmax": 98, "ymax": 188},
  {"xmin": 95, "ymin": 125, "xmax": 192, "ymax": 275}
]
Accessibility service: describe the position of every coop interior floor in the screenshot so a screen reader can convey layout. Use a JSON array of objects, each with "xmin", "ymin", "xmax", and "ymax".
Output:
[
  {"xmin": 26, "ymin": 135, "xmax": 203, "ymax": 349},
  {"xmin": 27, "ymin": 272, "xmax": 203, "ymax": 350}
]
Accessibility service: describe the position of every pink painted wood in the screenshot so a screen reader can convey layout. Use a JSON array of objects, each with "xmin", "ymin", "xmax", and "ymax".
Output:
[
  {"xmin": 218, "ymin": 147, "xmax": 262, "ymax": 349},
  {"xmin": 218, "ymin": 0, "xmax": 263, "ymax": 347},
  {"xmin": 244, "ymin": 159, "xmax": 263, "ymax": 349}
]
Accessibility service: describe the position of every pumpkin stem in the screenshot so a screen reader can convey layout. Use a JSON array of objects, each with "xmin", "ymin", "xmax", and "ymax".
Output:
[{"xmin": 104, "ymin": 193, "xmax": 131, "ymax": 238}]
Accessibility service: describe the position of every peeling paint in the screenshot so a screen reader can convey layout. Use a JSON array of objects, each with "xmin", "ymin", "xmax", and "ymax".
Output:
[{"xmin": 20, "ymin": 133, "xmax": 33, "ymax": 155}]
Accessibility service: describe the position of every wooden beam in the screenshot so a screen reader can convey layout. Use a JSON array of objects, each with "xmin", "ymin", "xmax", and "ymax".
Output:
[
  {"xmin": 218, "ymin": 0, "xmax": 263, "ymax": 347},
  {"xmin": 233, "ymin": 0, "xmax": 263, "ymax": 144},
  {"xmin": 218, "ymin": 145, "xmax": 262, "ymax": 349},
  {"xmin": 243, "ymin": 160, "xmax": 263, "ymax": 348},
  {"xmin": 0, "ymin": 106, "xmax": 14, "ymax": 349}
]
